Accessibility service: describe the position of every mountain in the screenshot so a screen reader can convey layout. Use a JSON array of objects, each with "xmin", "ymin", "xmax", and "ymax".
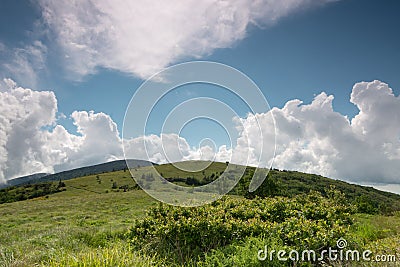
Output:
[
  {"xmin": 1, "ymin": 159, "xmax": 154, "ymax": 189},
  {"xmin": 1, "ymin": 160, "xmax": 399, "ymax": 214},
  {"xmin": 0, "ymin": 173, "xmax": 50, "ymax": 189},
  {"xmin": 153, "ymin": 161, "xmax": 400, "ymax": 214}
]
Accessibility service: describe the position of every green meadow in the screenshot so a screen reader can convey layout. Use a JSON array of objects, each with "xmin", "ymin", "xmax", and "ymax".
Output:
[{"xmin": 0, "ymin": 162, "xmax": 399, "ymax": 266}]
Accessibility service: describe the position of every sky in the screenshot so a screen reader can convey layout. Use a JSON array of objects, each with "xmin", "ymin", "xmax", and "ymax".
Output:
[{"xmin": 0, "ymin": 0, "xmax": 400, "ymax": 193}]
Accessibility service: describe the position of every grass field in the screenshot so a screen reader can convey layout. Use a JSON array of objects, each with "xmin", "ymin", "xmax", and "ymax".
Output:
[
  {"xmin": 0, "ymin": 162, "xmax": 399, "ymax": 266},
  {"xmin": 0, "ymin": 170, "xmax": 156, "ymax": 266},
  {"xmin": 154, "ymin": 161, "xmax": 228, "ymax": 180}
]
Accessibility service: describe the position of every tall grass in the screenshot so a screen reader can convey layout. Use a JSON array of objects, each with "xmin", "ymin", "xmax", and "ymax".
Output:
[{"xmin": 44, "ymin": 242, "xmax": 164, "ymax": 267}]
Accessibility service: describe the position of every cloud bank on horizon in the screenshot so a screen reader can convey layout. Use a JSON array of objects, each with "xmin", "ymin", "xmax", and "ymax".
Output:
[
  {"xmin": 37, "ymin": 0, "xmax": 333, "ymax": 80},
  {"xmin": 0, "ymin": 79, "xmax": 399, "ymax": 188}
]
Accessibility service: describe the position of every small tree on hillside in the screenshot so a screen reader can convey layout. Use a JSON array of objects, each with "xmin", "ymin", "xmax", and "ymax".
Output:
[
  {"xmin": 112, "ymin": 181, "xmax": 118, "ymax": 189},
  {"xmin": 57, "ymin": 179, "xmax": 66, "ymax": 189}
]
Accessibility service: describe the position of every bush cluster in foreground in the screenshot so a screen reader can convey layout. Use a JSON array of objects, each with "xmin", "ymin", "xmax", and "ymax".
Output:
[{"xmin": 127, "ymin": 188, "xmax": 355, "ymax": 266}]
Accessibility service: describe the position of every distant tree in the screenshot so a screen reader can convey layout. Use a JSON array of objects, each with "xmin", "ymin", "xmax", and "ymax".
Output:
[
  {"xmin": 204, "ymin": 175, "xmax": 212, "ymax": 183},
  {"xmin": 246, "ymin": 173, "xmax": 280, "ymax": 198},
  {"xmin": 186, "ymin": 177, "xmax": 200, "ymax": 186},
  {"xmin": 112, "ymin": 181, "xmax": 118, "ymax": 189},
  {"xmin": 57, "ymin": 180, "xmax": 66, "ymax": 188},
  {"xmin": 146, "ymin": 173, "xmax": 155, "ymax": 182},
  {"xmin": 119, "ymin": 185, "xmax": 129, "ymax": 192}
]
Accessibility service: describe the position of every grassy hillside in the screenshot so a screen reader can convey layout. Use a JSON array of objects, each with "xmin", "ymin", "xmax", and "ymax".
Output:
[
  {"xmin": 0, "ymin": 173, "xmax": 49, "ymax": 189},
  {"xmin": 1, "ymin": 161, "xmax": 399, "ymax": 266},
  {"xmin": 2, "ymin": 161, "xmax": 400, "ymax": 213},
  {"xmin": 0, "ymin": 182, "xmax": 64, "ymax": 204},
  {"xmin": 240, "ymin": 168, "xmax": 400, "ymax": 214},
  {"xmin": 154, "ymin": 161, "xmax": 400, "ymax": 214},
  {"xmin": 2, "ymin": 159, "xmax": 153, "ymax": 189},
  {"xmin": 154, "ymin": 160, "xmax": 228, "ymax": 186},
  {"xmin": 0, "ymin": 172, "xmax": 155, "ymax": 266}
]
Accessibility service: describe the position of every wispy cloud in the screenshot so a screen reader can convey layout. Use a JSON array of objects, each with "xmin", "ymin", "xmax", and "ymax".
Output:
[
  {"xmin": 38, "ymin": 0, "xmax": 334, "ymax": 80},
  {"xmin": 1, "ymin": 41, "xmax": 47, "ymax": 88}
]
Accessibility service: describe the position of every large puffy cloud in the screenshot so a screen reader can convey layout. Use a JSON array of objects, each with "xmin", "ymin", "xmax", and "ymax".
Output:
[
  {"xmin": 0, "ymin": 78, "xmax": 232, "ymax": 182},
  {"xmin": 1, "ymin": 79, "xmax": 399, "ymax": 191},
  {"xmin": 0, "ymin": 79, "xmax": 123, "ymax": 183},
  {"xmin": 124, "ymin": 80, "xmax": 400, "ymax": 187},
  {"xmin": 46, "ymin": 110, "xmax": 123, "ymax": 172},
  {"xmin": 0, "ymin": 78, "xmax": 57, "ymax": 183},
  {"xmin": 238, "ymin": 80, "xmax": 400, "ymax": 185},
  {"xmin": 124, "ymin": 134, "xmax": 232, "ymax": 164},
  {"xmin": 38, "ymin": 0, "xmax": 333, "ymax": 79}
]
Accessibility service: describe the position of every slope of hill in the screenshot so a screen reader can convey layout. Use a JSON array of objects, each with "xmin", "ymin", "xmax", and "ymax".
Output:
[
  {"xmin": 1, "ymin": 159, "xmax": 154, "ymax": 189},
  {"xmin": 0, "ymin": 173, "xmax": 49, "ymax": 189},
  {"xmin": 1, "ymin": 160, "xmax": 399, "ymax": 214},
  {"xmin": 240, "ymin": 168, "xmax": 400, "ymax": 214},
  {"xmin": 1, "ymin": 161, "xmax": 399, "ymax": 266},
  {"xmin": 153, "ymin": 161, "xmax": 400, "ymax": 214},
  {"xmin": 0, "ymin": 182, "xmax": 64, "ymax": 204}
]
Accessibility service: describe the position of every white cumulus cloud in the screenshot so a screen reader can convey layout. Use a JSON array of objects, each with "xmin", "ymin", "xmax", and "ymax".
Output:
[
  {"xmin": 239, "ymin": 80, "xmax": 400, "ymax": 185},
  {"xmin": 123, "ymin": 133, "xmax": 233, "ymax": 164},
  {"xmin": 1, "ymin": 79, "xmax": 399, "ymax": 193},
  {"xmin": 46, "ymin": 110, "xmax": 123, "ymax": 173},
  {"xmin": 0, "ymin": 79, "xmax": 123, "ymax": 183},
  {"xmin": 0, "ymin": 78, "xmax": 57, "ymax": 182}
]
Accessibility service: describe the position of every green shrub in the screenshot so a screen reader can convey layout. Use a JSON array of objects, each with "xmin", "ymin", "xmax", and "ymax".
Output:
[
  {"xmin": 0, "ymin": 182, "xmax": 62, "ymax": 204},
  {"xmin": 127, "ymin": 190, "xmax": 354, "ymax": 265},
  {"xmin": 355, "ymin": 195, "xmax": 379, "ymax": 214}
]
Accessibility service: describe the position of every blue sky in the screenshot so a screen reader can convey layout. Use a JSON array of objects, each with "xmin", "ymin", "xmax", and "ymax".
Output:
[
  {"xmin": 0, "ymin": 0, "xmax": 400, "ymax": 193},
  {"xmin": 1, "ymin": 0, "xmax": 399, "ymax": 135}
]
